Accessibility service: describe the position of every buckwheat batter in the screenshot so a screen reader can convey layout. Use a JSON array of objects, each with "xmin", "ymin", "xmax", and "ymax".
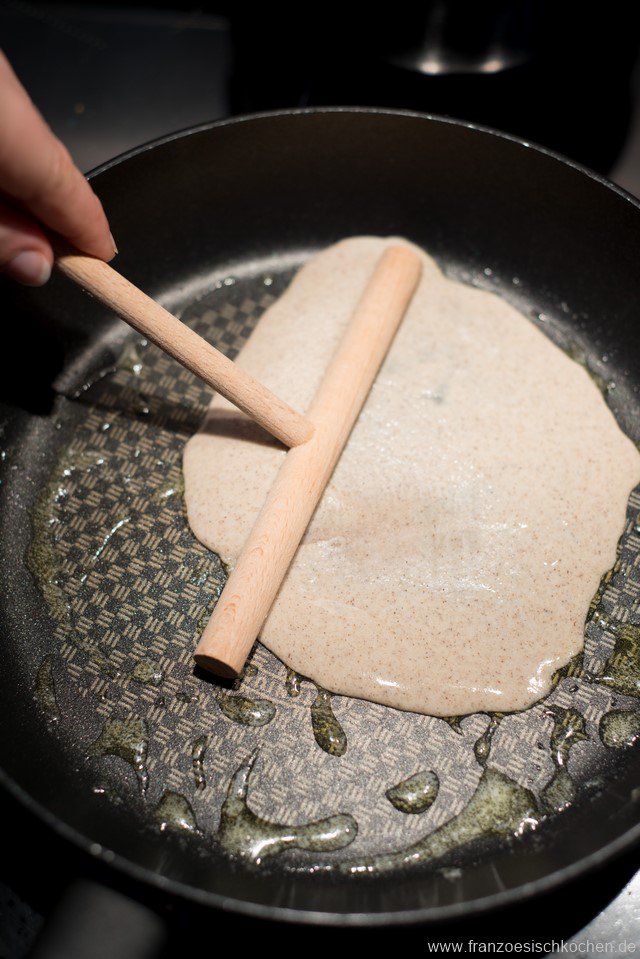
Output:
[{"xmin": 183, "ymin": 237, "xmax": 640, "ymax": 716}]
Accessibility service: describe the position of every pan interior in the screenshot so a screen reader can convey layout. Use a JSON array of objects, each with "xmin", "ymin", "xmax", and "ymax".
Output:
[
  {"xmin": 2, "ymin": 252, "xmax": 640, "ymax": 918},
  {"xmin": 1, "ymin": 113, "xmax": 640, "ymax": 921}
]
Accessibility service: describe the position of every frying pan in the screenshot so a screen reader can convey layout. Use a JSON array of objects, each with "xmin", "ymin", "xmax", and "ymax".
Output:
[{"xmin": 2, "ymin": 109, "xmax": 640, "ymax": 938}]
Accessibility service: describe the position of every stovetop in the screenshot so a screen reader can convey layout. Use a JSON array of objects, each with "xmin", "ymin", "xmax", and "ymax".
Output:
[{"xmin": 1, "ymin": 4, "xmax": 640, "ymax": 956}]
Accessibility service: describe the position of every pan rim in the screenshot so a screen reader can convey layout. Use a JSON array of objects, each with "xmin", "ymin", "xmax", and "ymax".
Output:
[
  {"xmin": 86, "ymin": 105, "xmax": 640, "ymax": 216},
  {"xmin": 4, "ymin": 105, "xmax": 640, "ymax": 925},
  {"xmin": 3, "ymin": 759, "xmax": 640, "ymax": 927}
]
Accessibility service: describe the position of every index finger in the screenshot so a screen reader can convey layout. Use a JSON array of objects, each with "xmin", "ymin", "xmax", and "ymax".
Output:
[{"xmin": 0, "ymin": 50, "xmax": 116, "ymax": 261}]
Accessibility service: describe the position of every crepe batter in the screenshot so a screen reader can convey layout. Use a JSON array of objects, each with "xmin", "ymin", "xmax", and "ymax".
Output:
[{"xmin": 183, "ymin": 237, "xmax": 640, "ymax": 716}]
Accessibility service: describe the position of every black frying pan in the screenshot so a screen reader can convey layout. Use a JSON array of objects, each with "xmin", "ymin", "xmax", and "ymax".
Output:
[{"xmin": 1, "ymin": 110, "xmax": 640, "ymax": 938}]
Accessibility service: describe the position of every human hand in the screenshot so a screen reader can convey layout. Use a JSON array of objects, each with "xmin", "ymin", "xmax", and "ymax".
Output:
[{"xmin": 0, "ymin": 50, "xmax": 116, "ymax": 286}]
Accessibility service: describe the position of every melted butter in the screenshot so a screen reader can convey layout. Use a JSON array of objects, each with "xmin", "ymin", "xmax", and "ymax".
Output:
[
  {"xmin": 176, "ymin": 686, "xmax": 199, "ymax": 704},
  {"xmin": 153, "ymin": 473, "xmax": 184, "ymax": 504},
  {"xmin": 75, "ymin": 636, "xmax": 119, "ymax": 678},
  {"xmin": 547, "ymin": 706, "xmax": 588, "ymax": 766},
  {"xmin": 88, "ymin": 717, "xmax": 149, "ymax": 795},
  {"xmin": 217, "ymin": 751, "xmax": 358, "ymax": 864},
  {"xmin": 27, "ymin": 447, "xmax": 121, "ymax": 677},
  {"xmin": 539, "ymin": 706, "xmax": 587, "ymax": 814},
  {"xmin": 442, "ymin": 716, "xmax": 464, "ymax": 735},
  {"xmin": 79, "ymin": 514, "xmax": 131, "ymax": 580},
  {"xmin": 128, "ymin": 657, "xmax": 164, "ymax": 687},
  {"xmin": 231, "ymin": 661, "xmax": 258, "ymax": 691},
  {"xmin": 599, "ymin": 624, "xmax": 640, "ymax": 697},
  {"xmin": 310, "ymin": 688, "xmax": 347, "ymax": 756},
  {"xmin": 540, "ymin": 767, "xmax": 576, "ymax": 813},
  {"xmin": 285, "ymin": 668, "xmax": 303, "ymax": 697},
  {"xmin": 27, "ymin": 448, "xmax": 106, "ymax": 627},
  {"xmin": 218, "ymin": 694, "xmax": 276, "ymax": 727},
  {"xmin": 184, "ymin": 236, "xmax": 640, "ymax": 716},
  {"xmin": 152, "ymin": 791, "xmax": 198, "ymax": 833},
  {"xmin": 284, "ymin": 671, "xmax": 348, "ymax": 756},
  {"xmin": 341, "ymin": 767, "xmax": 537, "ymax": 874},
  {"xmin": 386, "ymin": 770, "xmax": 439, "ymax": 814},
  {"xmin": 116, "ymin": 341, "xmax": 145, "ymax": 376},
  {"xmin": 191, "ymin": 734, "xmax": 209, "ymax": 790},
  {"xmin": 599, "ymin": 709, "xmax": 640, "ymax": 748},
  {"xmin": 551, "ymin": 651, "xmax": 589, "ymax": 689},
  {"xmin": 35, "ymin": 654, "xmax": 60, "ymax": 721},
  {"xmin": 473, "ymin": 715, "xmax": 503, "ymax": 767}
]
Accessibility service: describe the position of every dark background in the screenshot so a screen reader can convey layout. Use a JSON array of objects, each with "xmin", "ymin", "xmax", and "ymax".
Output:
[
  {"xmin": 2, "ymin": 2, "xmax": 640, "ymax": 956},
  {"xmin": 3, "ymin": 1, "xmax": 640, "ymax": 190}
]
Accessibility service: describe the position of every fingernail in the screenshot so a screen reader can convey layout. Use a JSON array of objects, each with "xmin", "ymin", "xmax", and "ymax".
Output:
[
  {"xmin": 109, "ymin": 232, "xmax": 118, "ymax": 255},
  {"xmin": 6, "ymin": 251, "xmax": 51, "ymax": 286}
]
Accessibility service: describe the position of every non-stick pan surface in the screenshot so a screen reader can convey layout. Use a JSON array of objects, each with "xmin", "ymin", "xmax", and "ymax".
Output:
[{"xmin": 1, "ymin": 110, "xmax": 640, "ymax": 926}]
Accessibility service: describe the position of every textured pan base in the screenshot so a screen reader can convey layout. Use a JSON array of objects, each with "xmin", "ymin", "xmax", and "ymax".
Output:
[{"xmin": 24, "ymin": 257, "xmax": 640, "ymax": 874}]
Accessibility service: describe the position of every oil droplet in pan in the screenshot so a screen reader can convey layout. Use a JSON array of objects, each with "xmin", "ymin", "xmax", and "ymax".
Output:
[
  {"xmin": 217, "ymin": 751, "xmax": 357, "ymax": 864},
  {"xmin": 473, "ymin": 715, "xmax": 503, "ymax": 767},
  {"xmin": 217, "ymin": 694, "xmax": 276, "ymax": 727},
  {"xmin": 35, "ymin": 654, "xmax": 60, "ymax": 722},
  {"xmin": 386, "ymin": 770, "xmax": 439, "ymax": 814},
  {"xmin": 116, "ymin": 341, "xmax": 145, "ymax": 376},
  {"xmin": 284, "ymin": 670, "xmax": 347, "ymax": 756},
  {"xmin": 342, "ymin": 767, "xmax": 537, "ymax": 875},
  {"xmin": 128, "ymin": 657, "xmax": 164, "ymax": 687},
  {"xmin": 547, "ymin": 706, "xmax": 588, "ymax": 767},
  {"xmin": 599, "ymin": 624, "xmax": 640, "ymax": 697},
  {"xmin": 88, "ymin": 717, "xmax": 149, "ymax": 795},
  {"xmin": 551, "ymin": 651, "xmax": 588, "ymax": 689},
  {"xmin": 191, "ymin": 735, "xmax": 209, "ymax": 791},
  {"xmin": 152, "ymin": 791, "xmax": 198, "ymax": 833},
  {"xmin": 539, "ymin": 706, "xmax": 587, "ymax": 814},
  {"xmin": 310, "ymin": 688, "xmax": 347, "ymax": 757},
  {"xmin": 599, "ymin": 709, "xmax": 640, "ymax": 748},
  {"xmin": 285, "ymin": 668, "xmax": 303, "ymax": 697},
  {"xmin": 231, "ymin": 661, "xmax": 258, "ymax": 690},
  {"xmin": 442, "ymin": 716, "xmax": 464, "ymax": 735},
  {"xmin": 540, "ymin": 767, "xmax": 575, "ymax": 813}
]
